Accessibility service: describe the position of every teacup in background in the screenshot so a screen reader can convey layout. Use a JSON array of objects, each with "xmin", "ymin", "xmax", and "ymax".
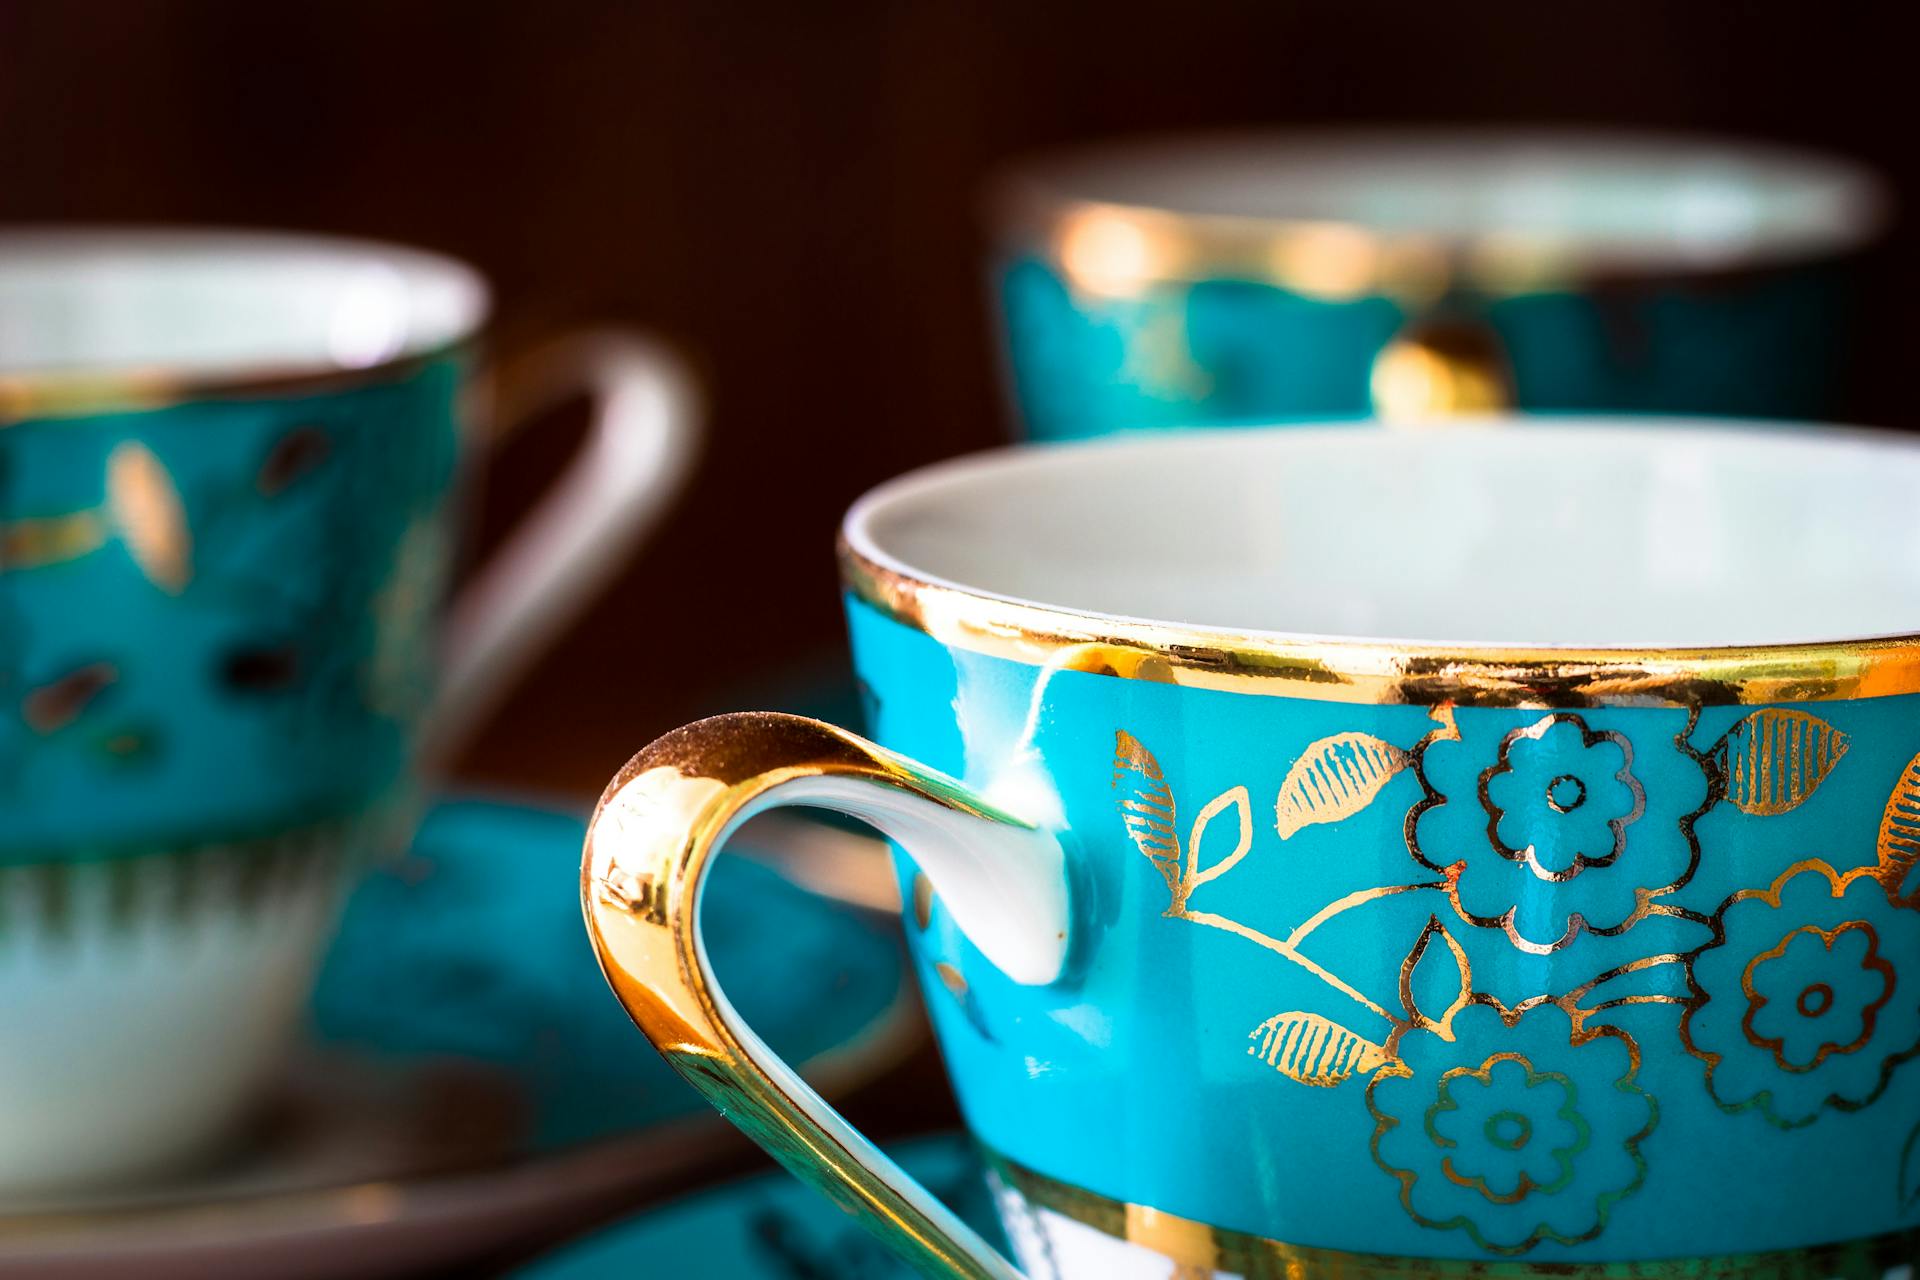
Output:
[
  {"xmin": 0, "ymin": 229, "xmax": 698, "ymax": 1195},
  {"xmin": 587, "ymin": 422, "xmax": 1920, "ymax": 1277},
  {"xmin": 993, "ymin": 131, "xmax": 1888, "ymax": 435}
]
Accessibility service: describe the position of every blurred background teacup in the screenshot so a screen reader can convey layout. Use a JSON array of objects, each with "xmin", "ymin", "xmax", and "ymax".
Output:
[
  {"xmin": 994, "ymin": 129, "xmax": 1888, "ymax": 435},
  {"xmin": 0, "ymin": 229, "xmax": 697, "ymax": 1196}
]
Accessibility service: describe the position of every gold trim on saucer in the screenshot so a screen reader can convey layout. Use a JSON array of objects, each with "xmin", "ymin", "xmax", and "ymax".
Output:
[
  {"xmin": 986, "ymin": 1148, "xmax": 1920, "ymax": 1278},
  {"xmin": 839, "ymin": 539, "xmax": 1920, "ymax": 709}
]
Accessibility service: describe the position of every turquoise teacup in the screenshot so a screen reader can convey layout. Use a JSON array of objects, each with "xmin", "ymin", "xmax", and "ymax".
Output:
[
  {"xmin": 0, "ymin": 229, "xmax": 697, "ymax": 1194},
  {"xmin": 587, "ymin": 420, "xmax": 1920, "ymax": 1277},
  {"xmin": 993, "ymin": 131, "xmax": 1887, "ymax": 434}
]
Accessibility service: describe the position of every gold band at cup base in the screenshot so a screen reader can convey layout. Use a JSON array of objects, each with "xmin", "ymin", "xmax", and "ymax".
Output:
[
  {"xmin": 985, "ymin": 1149, "xmax": 1920, "ymax": 1279},
  {"xmin": 840, "ymin": 541, "xmax": 1920, "ymax": 709}
]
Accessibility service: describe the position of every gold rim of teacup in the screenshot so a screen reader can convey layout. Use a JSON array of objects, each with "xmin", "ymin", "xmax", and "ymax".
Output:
[
  {"xmin": 839, "ymin": 423, "xmax": 1920, "ymax": 711},
  {"xmin": 0, "ymin": 342, "xmax": 474, "ymax": 424},
  {"xmin": 0, "ymin": 228, "xmax": 489, "ymax": 424},
  {"xmin": 990, "ymin": 130, "xmax": 1890, "ymax": 302}
]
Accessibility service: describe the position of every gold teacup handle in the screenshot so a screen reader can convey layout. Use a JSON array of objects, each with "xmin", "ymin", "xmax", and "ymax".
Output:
[
  {"xmin": 1367, "ymin": 311, "xmax": 1513, "ymax": 422},
  {"xmin": 581, "ymin": 712, "xmax": 1067, "ymax": 1280}
]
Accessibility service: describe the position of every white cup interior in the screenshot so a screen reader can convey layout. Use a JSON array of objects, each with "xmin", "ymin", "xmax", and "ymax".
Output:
[
  {"xmin": 1015, "ymin": 131, "xmax": 1884, "ymax": 270},
  {"xmin": 0, "ymin": 229, "xmax": 488, "ymax": 380},
  {"xmin": 846, "ymin": 420, "xmax": 1920, "ymax": 650}
]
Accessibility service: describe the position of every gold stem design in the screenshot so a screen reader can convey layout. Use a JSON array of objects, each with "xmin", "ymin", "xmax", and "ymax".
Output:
[
  {"xmin": 1285, "ymin": 881, "xmax": 1448, "ymax": 949},
  {"xmin": 1176, "ymin": 908, "xmax": 1397, "ymax": 1025}
]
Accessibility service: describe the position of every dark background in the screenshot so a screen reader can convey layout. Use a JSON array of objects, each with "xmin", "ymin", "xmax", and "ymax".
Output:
[{"xmin": 2, "ymin": 2, "xmax": 1908, "ymax": 795}]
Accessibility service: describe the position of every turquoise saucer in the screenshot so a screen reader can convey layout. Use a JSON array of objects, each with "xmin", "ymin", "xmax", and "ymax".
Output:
[
  {"xmin": 0, "ymin": 797, "xmax": 916, "ymax": 1277},
  {"xmin": 313, "ymin": 796, "xmax": 911, "ymax": 1149},
  {"xmin": 516, "ymin": 1134, "xmax": 998, "ymax": 1279}
]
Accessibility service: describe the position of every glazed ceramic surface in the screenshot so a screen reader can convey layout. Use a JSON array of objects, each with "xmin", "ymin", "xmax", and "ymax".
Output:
[
  {"xmin": 516, "ymin": 1135, "xmax": 998, "ymax": 1280},
  {"xmin": 582, "ymin": 420, "xmax": 1920, "ymax": 1279},
  {"xmin": 0, "ymin": 797, "xmax": 916, "ymax": 1277},
  {"xmin": 993, "ymin": 132, "xmax": 1886, "ymax": 436},
  {"xmin": 0, "ymin": 230, "xmax": 699, "ymax": 1194},
  {"xmin": 0, "ymin": 356, "xmax": 463, "ymax": 850}
]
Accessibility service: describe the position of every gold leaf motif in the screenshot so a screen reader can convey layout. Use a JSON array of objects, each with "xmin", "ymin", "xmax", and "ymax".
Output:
[
  {"xmin": 1246, "ymin": 1012, "xmax": 1390, "ymax": 1087},
  {"xmin": 1113, "ymin": 730, "xmax": 1180, "ymax": 894},
  {"xmin": 1274, "ymin": 732, "xmax": 1408, "ymax": 839},
  {"xmin": 1875, "ymin": 749, "xmax": 1920, "ymax": 893},
  {"xmin": 1720, "ymin": 709, "xmax": 1848, "ymax": 816},
  {"xmin": 934, "ymin": 961, "xmax": 967, "ymax": 1002},
  {"xmin": 23, "ymin": 663, "xmax": 118, "ymax": 734},
  {"xmin": 933, "ymin": 960, "xmax": 996, "ymax": 1043},
  {"xmin": 911, "ymin": 873, "xmax": 934, "ymax": 930},
  {"xmin": 106, "ymin": 441, "xmax": 192, "ymax": 592},
  {"xmin": 1186, "ymin": 785, "xmax": 1252, "ymax": 892},
  {"xmin": 1400, "ymin": 917, "xmax": 1470, "ymax": 1039}
]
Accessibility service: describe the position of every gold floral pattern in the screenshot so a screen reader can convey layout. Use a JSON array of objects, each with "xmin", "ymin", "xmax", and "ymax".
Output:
[
  {"xmin": 1682, "ymin": 861, "xmax": 1920, "ymax": 1129},
  {"xmin": 1369, "ymin": 1003, "xmax": 1653, "ymax": 1255},
  {"xmin": 1109, "ymin": 699, "xmax": 1920, "ymax": 1257},
  {"xmin": 1478, "ymin": 716, "xmax": 1644, "ymax": 884},
  {"xmin": 1407, "ymin": 710, "xmax": 1698, "ymax": 955}
]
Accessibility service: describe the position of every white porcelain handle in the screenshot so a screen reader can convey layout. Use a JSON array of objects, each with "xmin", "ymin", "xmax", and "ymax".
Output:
[{"xmin": 423, "ymin": 330, "xmax": 701, "ymax": 763}]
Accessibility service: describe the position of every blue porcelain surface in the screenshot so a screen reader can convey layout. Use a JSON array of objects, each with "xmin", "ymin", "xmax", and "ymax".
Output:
[
  {"xmin": 847, "ymin": 595, "xmax": 1920, "ymax": 1263},
  {"xmin": 0, "ymin": 358, "xmax": 464, "ymax": 859},
  {"xmin": 515, "ymin": 1134, "xmax": 995, "ymax": 1280},
  {"xmin": 997, "ymin": 255, "xmax": 1856, "ymax": 440},
  {"xmin": 314, "ymin": 797, "xmax": 910, "ymax": 1150}
]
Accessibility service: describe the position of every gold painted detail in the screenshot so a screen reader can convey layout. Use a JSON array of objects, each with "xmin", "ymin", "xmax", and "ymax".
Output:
[
  {"xmin": 0, "ymin": 345, "xmax": 465, "ymax": 425},
  {"xmin": 998, "ymin": 189, "xmax": 1567, "ymax": 303},
  {"xmin": 582, "ymin": 713, "xmax": 1028, "ymax": 1280},
  {"xmin": 21, "ymin": 663, "xmax": 119, "ymax": 734},
  {"xmin": 105, "ymin": 441, "xmax": 192, "ymax": 591},
  {"xmin": 1114, "ymin": 729, "xmax": 1404, "ymax": 1024},
  {"xmin": 1739, "ymin": 922, "xmax": 1891, "ymax": 1073},
  {"xmin": 1247, "ymin": 1012, "xmax": 1389, "ymax": 1087},
  {"xmin": 1874, "ymin": 750, "xmax": 1920, "ymax": 896},
  {"xmin": 841, "ymin": 539, "xmax": 1920, "ymax": 709},
  {"xmin": 1273, "ymin": 732, "xmax": 1408, "ymax": 839},
  {"xmin": 1365, "ymin": 1003, "xmax": 1653, "ymax": 1256},
  {"xmin": 0, "ymin": 441, "xmax": 193, "ymax": 591},
  {"xmin": 0, "ymin": 512, "xmax": 108, "ymax": 569},
  {"xmin": 1369, "ymin": 315, "xmax": 1513, "ymax": 422},
  {"xmin": 1476, "ymin": 714, "xmax": 1645, "ymax": 889},
  {"xmin": 1111, "ymin": 730, "xmax": 1250, "ymax": 915},
  {"xmin": 911, "ymin": 872, "xmax": 934, "ymax": 930},
  {"xmin": 985, "ymin": 1147, "xmax": 1920, "ymax": 1278},
  {"xmin": 1717, "ymin": 709, "xmax": 1849, "ymax": 816},
  {"xmin": 1408, "ymin": 707, "xmax": 1703, "ymax": 957},
  {"xmin": 1111, "ymin": 700, "xmax": 1920, "ymax": 1255},
  {"xmin": 1680, "ymin": 859, "xmax": 1920, "ymax": 1130}
]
